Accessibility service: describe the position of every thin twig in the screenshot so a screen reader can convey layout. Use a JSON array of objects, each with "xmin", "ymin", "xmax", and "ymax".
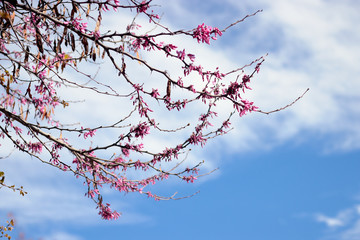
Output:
[{"xmin": 257, "ymin": 88, "xmax": 310, "ymax": 114}]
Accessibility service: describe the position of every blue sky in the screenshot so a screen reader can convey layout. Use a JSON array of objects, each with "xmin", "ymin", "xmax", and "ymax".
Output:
[{"xmin": 1, "ymin": 0, "xmax": 360, "ymax": 239}]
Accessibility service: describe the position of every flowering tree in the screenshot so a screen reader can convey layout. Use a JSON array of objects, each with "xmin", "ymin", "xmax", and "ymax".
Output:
[{"xmin": 0, "ymin": 0, "xmax": 306, "ymax": 220}]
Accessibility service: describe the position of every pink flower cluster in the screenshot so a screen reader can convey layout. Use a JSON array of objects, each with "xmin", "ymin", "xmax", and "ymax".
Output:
[
  {"xmin": 0, "ymin": 39, "xmax": 9, "ymax": 53},
  {"xmin": 226, "ymin": 81, "xmax": 241, "ymax": 96},
  {"xmin": 98, "ymin": 203, "xmax": 121, "ymax": 220},
  {"xmin": 131, "ymin": 122, "xmax": 150, "ymax": 139},
  {"xmin": 102, "ymin": 0, "xmax": 121, "ymax": 12},
  {"xmin": 193, "ymin": 23, "xmax": 223, "ymax": 44},
  {"xmin": 64, "ymin": 17, "xmax": 88, "ymax": 33},
  {"xmin": 182, "ymin": 175, "xmax": 197, "ymax": 183},
  {"xmin": 188, "ymin": 133, "xmax": 206, "ymax": 146},
  {"xmin": 176, "ymin": 49, "xmax": 196, "ymax": 62},
  {"xmin": 28, "ymin": 142, "xmax": 43, "ymax": 154},
  {"xmin": 163, "ymin": 44, "xmax": 177, "ymax": 56},
  {"xmin": 137, "ymin": 1, "xmax": 150, "ymax": 13},
  {"xmin": 83, "ymin": 129, "xmax": 96, "ymax": 139},
  {"xmin": 238, "ymin": 99, "xmax": 258, "ymax": 117},
  {"xmin": 150, "ymin": 88, "xmax": 160, "ymax": 98}
]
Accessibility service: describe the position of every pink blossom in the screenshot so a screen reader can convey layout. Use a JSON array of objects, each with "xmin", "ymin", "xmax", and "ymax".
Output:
[
  {"xmin": 83, "ymin": 129, "xmax": 96, "ymax": 139},
  {"xmin": 113, "ymin": 0, "xmax": 120, "ymax": 7},
  {"xmin": 28, "ymin": 142, "xmax": 43, "ymax": 154},
  {"xmin": 132, "ymin": 122, "xmax": 150, "ymax": 139},
  {"xmin": 114, "ymin": 157, "xmax": 125, "ymax": 164},
  {"xmin": 193, "ymin": 23, "xmax": 222, "ymax": 44},
  {"xmin": 189, "ymin": 133, "xmax": 206, "ymax": 146},
  {"xmin": 222, "ymin": 120, "xmax": 231, "ymax": 129},
  {"xmin": 0, "ymin": 39, "xmax": 10, "ymax": 53},
  {"xmin": 121, "ymin": 145, "xmax": 130, "ymax": 157},
  {"xmin": 255, "ymin": 63, "xmax": 261, "ymax": 73},
  {"xmin": 242, "ymin": 75, "xmax": 252, "ymax": 90},
  {"xmin": 176, "ymin": 49, "xmax": 186, "ymax": 60},
  {"xmin": 187, "ymin": 54, "xmax": 196, "ymax": 62},
  {"xmin": 150, "ymin": 88, "xmax": 160, "ymax": 98},
  {"xmin": 177, "ymin": 78, "xmax": 184, "ymax": 87},
  {"xmin": 134, "ymin": 160, "xmax": 147, "ymax": 170},
  {"xmin": 92, "ymin": 30, "xmax": 100, "ymax": 40},
  {"xmin": 137, "ymin": 1, "xmax": 149, "ymax": 13},
  {"xmin": 189, "ymin": 85, "xmax": 196, "ymax": 93},
  {"xmin": 242, "ymin": 74, "xmax": 250, "ymax": 83},
  {"xmin": 238, "ymin": 99, "xmax": 258, "ymax": 117},
  {"xmin": 14, "ymin": 126, "xmax": 23, "ymax": 135},
  {"xmin": 102, "ymin": 4, "xmax": 110, "ymax": 12},
  {"xmin": 163, "ymin": 44, "xmax": 177, "ymax": 56},
  {"xmin": 64, "ymin": 17, "xmax": 88, "ymax": 33},
  {"xmin": 98, "ymin": 203, "xmax": 121, "ymax": 220},
  {"xmin": 227, "ymin": 81, "xmax": 240, "ymax": 96},
  {"xmin": 182, "ymin": 175, "xmax": 197, "ymax": 183}
]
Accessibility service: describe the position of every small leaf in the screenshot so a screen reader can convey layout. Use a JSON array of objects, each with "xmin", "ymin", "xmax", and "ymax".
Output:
[
  {"xmin": 0, "ymin": 171, "xmax": 4, "ymax": 183},
  {"xmin": 25, "ymin": 108, "xmax": 29, "ymax": 121},
  {"xmin": 70, "ymin": 33, "xmax": 75, "ymax": 51},
  {"xmin": 10, "ymin": 12, "xmax": 15, "ymax": 24},
  {"xmin": 101, "ymin": 49, "xmax": 106, "ymax": 59},
  {"xmin": 166, "ymin": 80, "xmax": 171, "ymax": 98},
  {"xmin": 86, "ymin": 3, "xmax": 91, "ymax": 17},
  {"xmin": 23, "ymin": 26, "xmax": 28, "ymax": 40},
  {"xmin": 94, "ymin": 13, "xmax": 102, "ymax": 33},
  {"xmin": 26, "ymin": 82, "xmax": 32, "ymax": 99},
  {"xmin": 6, "ymin": 78, "xmax": 10, "ymax": 94},
  {"xmin": 81, "ymin": 37, "xmax": 88, "ymax": 55},
  {"xmin": 64, "ymin": 33, "xmax": 69, "ymax": 46},
  {"xmin": 41, "ymin": 107, "xmax": 47, "ymax": 120},
  {"xmin": 0, "ymin": 11, "xmax": 10, "ymax": 20},
  {"xmin": 20, "ymin": 105, "xmax": 24, "ymax": 119},
  {"xmin": 61, "ymin": 61, "xmax": 66, "ymax": 72},
  {"xmin": 96, "ymin": 45, "xmax": 100, "ymax": 56},
  {"xmin": 92, "ymin": 51, "xmax": 96, "ymax": 61},
  {"xmin": 35, "ymin": 29, "xmax": 44, "ymax": 53}
]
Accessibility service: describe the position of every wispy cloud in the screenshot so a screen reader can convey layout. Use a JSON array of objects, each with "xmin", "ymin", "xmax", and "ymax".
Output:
[
  {"xmin": 0, "ymin": 157, "xmax": 151, "ymax": 226},
  {"xmin": 315, "ymin": 213, "xmax": 349, "ymax": 228},
  {"xmin": 205, "ymin": 0, "xmax": 360, "ymax": 152},
  {"xmin": 340, "ymin": 220, "xmax": 360, "ymax": 240},
  {"xmin": 314, "ymin": 205, "xmax": 360, "ymax": 240},
  {"xmin": 42, "ymin": 232, "xmax": 84, "ymax": 240}
]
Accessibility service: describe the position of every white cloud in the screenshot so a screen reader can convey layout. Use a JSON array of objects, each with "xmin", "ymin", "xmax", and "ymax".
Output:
[
  {"xmin": 208, "ymin": 0, "xmax": 360, "ymax": 152},
  {"xmin": 340, "ymin": 220, "xmax": 360, "ymax": 240},
  {"xmin": 315, "ymin": 207, "xmax": 355, "ymax": 228},
  {"xmin": 315, "ymin": 214, "xmax": 346, "ymax": 228},
  {"xmin": 314, "ymin": 205, "xmax": 360, "ymax": 240},
  {"xmin": 42, "ymin": 232, "xmax": 84, "ymax": 240},
  {"xmin": 0, "ymin": 156, "xmax": 150, "ymax": 226},
  {"xmin": 356, "ymin": 205, "xmax": 360, "ymax": 215}
]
